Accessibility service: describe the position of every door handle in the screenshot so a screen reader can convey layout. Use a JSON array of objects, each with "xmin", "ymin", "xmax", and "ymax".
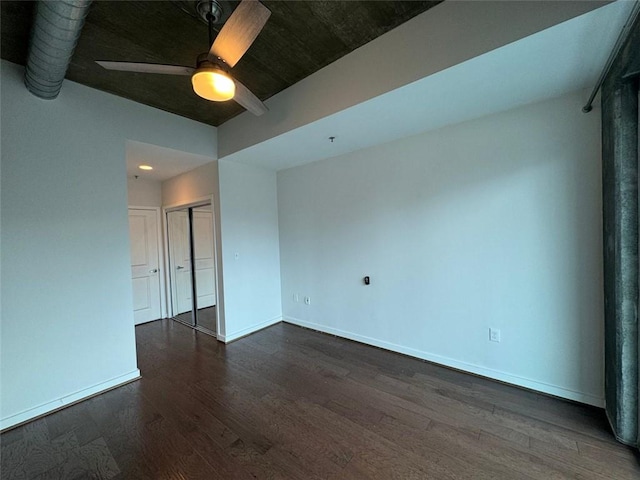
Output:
[
  {"xmin": 149, "ymin": 269, "xmax": 158, "ymax": 274},
  {"xmin": 176, "ymin": 266, "xmax": 185, "ymax": 270}
]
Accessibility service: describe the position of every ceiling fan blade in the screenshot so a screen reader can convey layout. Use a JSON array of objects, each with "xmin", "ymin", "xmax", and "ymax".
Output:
[
  {"xmin": 208, "ymin": 0, "xmax": 271, "ymax": 68},
  {"xmin": 96, "ymin": 61, "xmax": 195, "ymax": 76},
  {"xmin": 233, "ymin": 79, "xmax": 267, "ymax": 116}
]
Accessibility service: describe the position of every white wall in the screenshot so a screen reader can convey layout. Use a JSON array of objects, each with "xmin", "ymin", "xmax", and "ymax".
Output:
[
  {"xmin": 127, "ymin": 177, "xmax": 162, "ymax": 207},
  {"xmin": 218, "ymin": 160, "xmax": 282, "ymax": 341},
  {"xmin": 0, "ymin": 60, "xmax": 216, "ymax": 429},
  {"xmin": 162, "ymin": 161, "xmax": 219, "ymax": 207},
  {"xmin": 278, "ymin": 89, "xmax": 604, "ymax": 406}
]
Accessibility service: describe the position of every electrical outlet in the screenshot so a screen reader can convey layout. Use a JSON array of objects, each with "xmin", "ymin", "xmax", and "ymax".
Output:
[
  {"xmin": 304, "ymin": 296, "xmax": 311, "ymax": 305},
  {"xmin": 293, "ymin": 293, "xmax": 299, "ymax": 302},
  {"xmin": 489, "ymin": 328, "xmax": 501, "ymax": 343}
]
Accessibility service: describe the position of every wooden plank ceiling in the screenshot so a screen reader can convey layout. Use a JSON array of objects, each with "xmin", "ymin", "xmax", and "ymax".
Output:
[{"xmin": 0, "ymin": 1, "xmax": 441, "ymax": 127}]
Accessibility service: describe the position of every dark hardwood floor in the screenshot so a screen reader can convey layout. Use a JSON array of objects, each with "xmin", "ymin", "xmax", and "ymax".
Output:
[{"xmin": 2, "ymin": 319, "xmax": 639, "ymax": 479}]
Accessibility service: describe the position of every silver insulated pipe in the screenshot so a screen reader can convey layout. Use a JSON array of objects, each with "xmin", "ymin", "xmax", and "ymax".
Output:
[{"xmin": 25, "ymin": 0, "xmax": 92, "ymax": 99}]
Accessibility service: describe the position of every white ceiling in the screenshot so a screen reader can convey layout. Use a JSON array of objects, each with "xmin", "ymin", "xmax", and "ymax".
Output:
[
  {"xmin": 127, "ymin": 1, "xmax": 634, "ymax": 180},
  {"xmin": 222, "ymin": 0, "xmax": 634, "ymax": 171},
  {"xmin": 126, "ymin": 140, "xmax": 214, "ymax": 182}
]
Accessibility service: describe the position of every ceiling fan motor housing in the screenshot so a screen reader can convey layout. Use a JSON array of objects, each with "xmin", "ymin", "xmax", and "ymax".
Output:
[{"xmin": 197, "ymin": 52, "xmax": 229, "ymax": 71}]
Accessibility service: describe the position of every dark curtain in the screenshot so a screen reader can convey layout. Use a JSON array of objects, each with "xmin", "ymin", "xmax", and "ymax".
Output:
[{"xmin": 602, "ymin": 14, "xmax": 640, "ymax": 449}]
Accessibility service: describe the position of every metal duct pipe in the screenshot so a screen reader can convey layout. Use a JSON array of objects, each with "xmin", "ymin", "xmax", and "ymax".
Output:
[
  {"xmin": 582, "ymin": 1, "xmax": 640, "ymax": 113},
  {"xmin": 25, "ymin": 0, "xmax": 92, "ymax": 99}
]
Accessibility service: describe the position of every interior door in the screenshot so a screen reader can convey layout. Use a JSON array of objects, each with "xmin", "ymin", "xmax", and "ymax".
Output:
[
  {"xmin": 192, "ymin": 206, "xmax": 217, "ymax": 333},
  {"xmin": 167, "ymin": 210, "xmax": 193, "ymax": 317},
  {"xmin": 128, "ymin": 208, "xmax": 161, "ymax": 325},
  {"xmin": 193, "ymin": 207, "xmax": 216, "ymax": 309}
]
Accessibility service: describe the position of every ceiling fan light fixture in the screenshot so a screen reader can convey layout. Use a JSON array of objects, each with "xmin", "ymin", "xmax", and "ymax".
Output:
[{"xmin": 192, "ymin": 67, "xmax": 235, "ymax": 102}]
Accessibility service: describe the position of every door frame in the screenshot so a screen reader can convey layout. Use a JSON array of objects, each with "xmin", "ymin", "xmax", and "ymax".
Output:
[
  {"xmin": 128, "ymin": 206, "xmax": 167, "ymax": 320},
  {"xmin": 163, "ymin": 194, "xmax": 224, "ymax": 338}
]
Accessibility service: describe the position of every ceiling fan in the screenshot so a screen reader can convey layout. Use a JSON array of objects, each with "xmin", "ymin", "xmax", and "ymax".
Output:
[{"xmin": 96, "ymin": 0, "xmax": 270, "ymax": 116}]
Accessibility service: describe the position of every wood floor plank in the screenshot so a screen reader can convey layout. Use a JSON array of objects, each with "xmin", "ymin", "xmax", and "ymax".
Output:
[{"xmin": 2, "ymin": 320, "xmax": 638, "ymax": 479}]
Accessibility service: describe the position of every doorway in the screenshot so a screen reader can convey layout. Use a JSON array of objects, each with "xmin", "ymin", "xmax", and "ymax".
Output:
[{"xmin": 166, "ymin": 201, "xmax": 219, "ymax": 336}]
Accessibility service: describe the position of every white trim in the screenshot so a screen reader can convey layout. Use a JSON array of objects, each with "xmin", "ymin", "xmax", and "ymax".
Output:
[
  {"xmin": 219, "ymin": 316, "xmax": 282, "ymax": 343},
  {"xmin": 207, "ymin": 194, "xmax": 224, "ymax": 338},
  {"xmin": 211, "ymin": 190, "xmax": 226, "ymax": 339},
  {"xmin": 0, "ymin": 369, "xmax": 141, "ymax": 431},
  {"xmin": 163, "ymin": 195, "xmax": 213, "ymax": 212},
  {"xmin": 128, "ymin": 206, "xmax": 167, "ymax": 319},
  {"xmin": 161, "ymin": 206, "xmax": 172, "ymax": 317},
  {"xmin": 283, "ymin": 316, "xmax": 604, "ymax": 407}
]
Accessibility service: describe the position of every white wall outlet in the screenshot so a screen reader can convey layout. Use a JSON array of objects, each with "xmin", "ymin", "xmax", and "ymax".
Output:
[
  {"xmin": 234, "ymin": 252, "xmax": 240, "ymax": 260},
  {"xmin": 304, "ymin": 296, "xmax": 311, "ymax": 305},
  {"xmin": 489, "ymin": 328, "xmax": 501, "ymax": 343},
  {"xmin": 293, "ymin": 293, "xmax": 299, "ymax": 302}
]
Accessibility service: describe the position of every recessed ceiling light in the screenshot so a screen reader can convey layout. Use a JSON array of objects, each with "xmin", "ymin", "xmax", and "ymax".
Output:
[{"xmin": 138, "ymin": 165, "xmax": 153, "ymax": 171}]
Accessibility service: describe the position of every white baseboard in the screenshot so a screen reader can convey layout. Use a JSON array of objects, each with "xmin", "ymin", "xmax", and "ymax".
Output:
[
  {"xmin": 219, "ymin": 316, "xmax": 282, "ymax": 343},
  {"xmin": 283, "ymin": 316, "xmax": 604, "ymax": 407},
  {"xmin": 0, "ymin": 369, "xmax": 141, "ymax": 431}
]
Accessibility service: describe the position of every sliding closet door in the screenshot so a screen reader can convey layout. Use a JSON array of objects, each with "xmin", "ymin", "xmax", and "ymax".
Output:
[
  {"xmin": 167, "ymin": 209, "xmax": 194, "ymax": 326},
  {"xmin": 193, "ymin": 205, "xmax": 217, "ymax": 333},
  {"xmin": 166, "ymin": 203, "xmax": 218, "ymax": 336}
]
